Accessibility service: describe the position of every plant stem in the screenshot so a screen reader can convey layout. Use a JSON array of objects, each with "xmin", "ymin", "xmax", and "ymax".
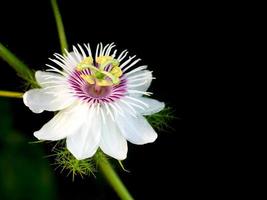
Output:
[
  {"xmin": 0, "ymin": 90, "xmax": 23, "ymax": 98},
  {"xmin": 98, "ymin": 156, "xmax": 134, "ymax": 200},
  {"xmin": 0, "ymin": 42, "xmax": 34, "ymax": 82},
  {"xmin": 51, "ymin": 0, "xmax": 68, "ymax": 54}
]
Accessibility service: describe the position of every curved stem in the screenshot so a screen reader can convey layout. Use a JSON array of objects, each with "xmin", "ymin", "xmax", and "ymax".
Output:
[
  {"xmin": 98, "ymin": 156, "xmax": 134, "ymax": 200},
  {"xmin": 51, "ymin": 0, "xmax": 68, "ymax": 53},
  {"xmin": 0, "ymin": 42, "xmax": 34, "ymax": 82},
  {"xmin": 0, "ymin": 90, "xmax": 23, "ymax": 98}
]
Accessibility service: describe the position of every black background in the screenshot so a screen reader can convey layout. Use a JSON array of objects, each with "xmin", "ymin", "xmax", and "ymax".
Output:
[{"xmin": 0, "ymin": 1, "xmax": 199, "ymax": 199}]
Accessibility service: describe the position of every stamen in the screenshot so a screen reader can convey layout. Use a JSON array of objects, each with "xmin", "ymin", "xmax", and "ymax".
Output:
[{"xmin": 76, "ymin": 57, "xmax": 94, "ymax": 71}]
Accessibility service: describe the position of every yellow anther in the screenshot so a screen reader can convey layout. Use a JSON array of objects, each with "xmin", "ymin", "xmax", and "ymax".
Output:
[
  {"xmin": 96, "ymin": 79, "xmax": 113, "ymax": 86},
  {"xmin": 96, "ymin": 56, "xmax": 113, "ymax": 65},
  {"xmin": 76, "ymin": 57, "xmax": 94, "ymax": 71},
  {"xmin": 110, "ymin": 66, "xmax": 122, "ymax": 78},
  {"xmin": 82, "ymin": 57, "xmax": 94, "ymax": 65},
  {"xmin": 80, "ymin": 74, "xmax": 95, "ymax": 84}
]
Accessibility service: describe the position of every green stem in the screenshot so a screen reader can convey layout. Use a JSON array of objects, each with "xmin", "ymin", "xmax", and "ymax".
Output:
[
  {"xmin": 0, "ymin": 90, "xmax": 23, "ymax": 98},
  {"xmin": 51, "ymin": 0, "xmax": 68, "ymax": 53},
  {"xmin": 0, "ymin": 42, "xmax": 34, "ymax": 82},
  {"xmin": 98, "ymin": 156, "xmax": 134, "ymax": 200}
]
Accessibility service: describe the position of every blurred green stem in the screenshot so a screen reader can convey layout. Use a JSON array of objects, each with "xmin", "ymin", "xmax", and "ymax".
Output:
[
  {"xmin": 51, "ymin": 0, "xmax": 68, "ymax": 53},
  {"xmin": 98, "ymin": 156, "xmax": 134, "ymax": 200},
  {"xmin": 0, "ymin": 90, "xmax": 23, "ymax": 98},
  {"xmin": 0, "ymin": 42, "xmax": 34, "ymax": 82}
]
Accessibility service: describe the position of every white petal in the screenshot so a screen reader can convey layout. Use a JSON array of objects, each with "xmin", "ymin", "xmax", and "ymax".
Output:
[
  {"xmin": 23, "ymin": 88, "xmax": 74, "ymax": 113},
  {"xmin": 100, "ymin": 114, "xmax": 128, "ymax": 160},
  {"xmin": 34, "ymin": 103, "xmax": 88, "ymax": 141},
  {"xmin": 136, "ymin": 97, "xmax": 165, "ymax": 115},
  {"xmin": 35, "ymin": 71, "xmax": 65, "ymax": 88},
  {"xmin": 117, "ymin": 114, "xmax": 157, "ymax": 145},
  {"xmin": 66, "ymin": 106, "xmax": 101, "ymax": 160},
  {"xmin": 127, "ymin": 70, "xmax": 152, "ymax": 96}
]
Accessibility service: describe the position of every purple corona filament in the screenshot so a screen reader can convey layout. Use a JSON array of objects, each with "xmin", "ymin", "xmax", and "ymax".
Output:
[{"xmin": 68, "ymin": 68, "xmax": 127, "ymax": 104}]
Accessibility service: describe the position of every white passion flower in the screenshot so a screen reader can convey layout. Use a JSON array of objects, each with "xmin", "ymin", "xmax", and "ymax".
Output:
[{"xmin": 23, "ymin": 43, "xmax": 165, "ymax": 160}]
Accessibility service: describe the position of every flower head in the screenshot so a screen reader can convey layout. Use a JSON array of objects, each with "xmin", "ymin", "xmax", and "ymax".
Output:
[{"xmin": 23, "ymin": 43, "xmax": 165, "ymax": 160}]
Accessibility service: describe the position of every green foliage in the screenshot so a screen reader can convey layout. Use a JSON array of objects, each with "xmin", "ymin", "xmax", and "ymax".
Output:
[
  {"xmin": 51, "ymin": 143, "xmax": 127, "ymax": 181},
  {"xmin": 0, "ymin": 99, "xmax": 57, "ymax": 200},
  {"xmin": 0, "ymin": 42, "xmax": 38, "ymax": 88},
  {"xmin": 146, "ymin": 106, "xmax": 176, "ymax": 132},
  {"xmin": 52, "ymin": 146, "xmax": 96, "ymax": 181}
]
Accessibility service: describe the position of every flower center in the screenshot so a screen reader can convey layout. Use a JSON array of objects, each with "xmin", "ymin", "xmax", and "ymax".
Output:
[
  {"xmin": 82, "ymin": 84, "xmax": 112, "ymax": 98},
  {"xmin": 77, "ymin": 56, "xmax": 122, "ymax": 87},
  {"xmin": 69, "ymin": 56, "xmax": 127, "ymax": 102}
]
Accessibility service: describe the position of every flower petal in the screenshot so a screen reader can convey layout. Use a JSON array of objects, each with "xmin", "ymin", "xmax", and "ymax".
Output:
[
  {"xmin": 34, "ymin": 103, "xmax": 88, "ymax": 141},
  {"xmin": 127, "ymin": 70, "xmax": 152, "ymax": 95},
  {"xmin": 136, "ymin": 97, "xmax": 165, "ymax": 115},
  {"xmin": 100, "ymin": 113, "xmax": 128, "ymax": 160},
  {"xmin": 23, "ymin": 87, "xmax": 74, "ymax": 113},
  {"xmin": 66, "ymin": 106, "xmax": 101, "ymax": 160},
  {"xmin": 117, "ymin": 114, "xmax": 157, "ymax": 145},
  {"xmin": 35, "ymin": 71, "xmax": 65, "ymax": 88}
]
